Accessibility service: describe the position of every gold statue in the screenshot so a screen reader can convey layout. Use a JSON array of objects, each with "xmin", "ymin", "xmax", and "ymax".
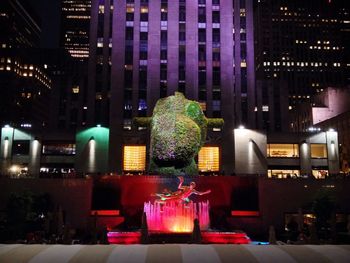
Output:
[{"xmin": 154, "ymin": 176, "xmax": 211, "ymax": 205}]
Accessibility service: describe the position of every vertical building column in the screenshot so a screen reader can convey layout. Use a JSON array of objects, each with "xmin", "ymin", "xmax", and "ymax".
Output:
[
  {"xmin": 300, "ymin": 140, "xmax": 312, "ymax": 175},
  {"xmin": 185, "ymin": 0, "xmax": 198, "ymax": 100},
  {"xmin": 234, "ymin": 0, "xmax": 241, "ymax": 125},
  {"xmin": 256, "ymin": 80, "xmax": 263, "ymax": 129},
  {"xmin": 246, "ymin": 0, "xmax": 256, "ymax": 128},
  {"xmin": 109, "ymin": 1, "xmax": 126, "ymax": 173},
  {"xmin": 28, "ymin": 138, "xmax": 41, "ymax": 177},
  {"xmin": 147, "ymin": 0, "xmax": 161, "ymax": 115},
  {"xmin": 0, "ymin": 127, "xmax": 14, "ymax": 176},
  {"xmin": 167, "ymin": 0, "xmax": 179, "ymax": 96},
  {"xmin": 86, "ymin": 0, "xmax": 99, "ymax": 125},
  {"xmin": 326, "ymin": 131, "xmax": 340, "ymax": 175},
  {"xmin": 220, "ymin": 0, "xmax": 235, "ymax": 174},
  {"xmin": 205, "ymin": 0, "xmax": 213, "ymax": 116},
  {"xmin": 101, "ymin": 0, "xmax": 111, "ymax": 125},
  {"xmin": 132, "ymin": 1, "xmax": 141, "ymax": 117},
  {"xmin": 268, "ymin": 82, "xmax": 275, "ymax": 130}
]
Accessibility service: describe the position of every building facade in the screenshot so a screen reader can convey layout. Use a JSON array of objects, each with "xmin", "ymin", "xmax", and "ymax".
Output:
[
  {"xmin": 0, "ymin": 0, "xmax": 53, "ymax": 129},
  {"xmin": 0, "ymin": 125, "xmax": 340, "ymax": 179},
  {"xmin": 61, "ymin": 0, "xmax": 92, "ymax": 60},
  {"xmin": 255, "ymin": 0, "xmax": 349, "ymax": 130},
  {"xmin": 87, "ymin": 0, "xmax": 256, "ymax": 174}
]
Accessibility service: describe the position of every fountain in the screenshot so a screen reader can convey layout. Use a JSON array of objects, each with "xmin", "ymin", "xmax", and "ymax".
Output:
[
  {"xmin": 144, "ymin": 200, "xmax": 210, "ymax": 233},
  {"xmin": 107, "ymin": 177, "xmax": 251, "ymax": 244},
  {"xmin": 107, "ymin": 94, "xmax": 250, "ymax": 244}
]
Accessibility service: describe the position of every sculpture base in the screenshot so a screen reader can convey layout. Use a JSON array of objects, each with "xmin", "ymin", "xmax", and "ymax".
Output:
[
  {"xmin": 107, "ymin": 231, "xmax": 251, "ymax": 244},
  {"xmin": 144, "ymin": 200, "xmax": 210, "ymax": 233}
]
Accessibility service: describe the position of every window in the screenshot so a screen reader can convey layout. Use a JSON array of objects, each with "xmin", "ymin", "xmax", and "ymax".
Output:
[
  {"xmin": 312, "ymin": 169, "xmax": 328, "ymax": 179},
  {"xmin": 311, "ymin": 144, "xmax": 327, "ymax": 158},
  {"xmin": 42, "ymin": 142, "xmax": 76, "ymax": 155},
  {"xmin": 123, "ymin": 145, "xmax": 146, "ymax": 171},
  {"xmin": 268, "ymin": 169, "xmax": 300, "ymax": 179},
  {"xmin": 267, "ymin": 144, "xmax": 299, "ymax": 158},
  {"xmin": 198, "ymin": 147, "xmax": 220, "ymax": 172}
]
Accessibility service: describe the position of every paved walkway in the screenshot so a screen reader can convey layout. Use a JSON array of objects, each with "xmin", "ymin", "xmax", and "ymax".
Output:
[{"xmin": 0, "ymin": 244, "xmax": 349, "ymax": 263}]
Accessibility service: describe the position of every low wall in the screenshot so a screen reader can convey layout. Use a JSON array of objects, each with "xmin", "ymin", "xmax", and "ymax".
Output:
[
  {"xmin": 1, "ymin": 176, "xmax": 349, "ymax": 237},
  {"xmin": 0, "ymin": 178, "xmax": 93, "ymax": 229}
]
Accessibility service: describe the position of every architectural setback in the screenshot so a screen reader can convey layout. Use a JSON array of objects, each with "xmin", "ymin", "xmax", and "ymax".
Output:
[{"xmin": 0, "ymin": 126, "xmax": 340, "ymax": 178}]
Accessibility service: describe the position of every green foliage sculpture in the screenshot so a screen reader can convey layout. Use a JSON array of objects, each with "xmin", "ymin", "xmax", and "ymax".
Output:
[{"xmin": 134, "ymin": 92, "xmax": 224, "ymax": 176}]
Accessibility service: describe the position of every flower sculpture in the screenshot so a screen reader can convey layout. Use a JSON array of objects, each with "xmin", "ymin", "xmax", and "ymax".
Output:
[{"xmin": 134, "ymin": 92, "xmax": 223, "ymax": 175}]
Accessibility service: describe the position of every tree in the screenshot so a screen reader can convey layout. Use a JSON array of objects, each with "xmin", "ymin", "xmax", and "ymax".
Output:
[
  {"xmin": 5, "ymin": 191, "xmax": 53, "ymax": 241},
  {"xmin": 311, "ymin": 189, "xmax": 337, "ymax": 240}
]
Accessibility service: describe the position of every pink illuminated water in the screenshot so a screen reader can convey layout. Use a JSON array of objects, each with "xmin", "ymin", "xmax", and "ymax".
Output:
[{"xmin": 143, "ymin": 200, "xmax": 210, "ymax": 233}]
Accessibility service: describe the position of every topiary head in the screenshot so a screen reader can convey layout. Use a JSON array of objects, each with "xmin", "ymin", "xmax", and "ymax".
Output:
[{"xmin": 150, "ymin": 93, "xmax": 206, "ymax": 168}]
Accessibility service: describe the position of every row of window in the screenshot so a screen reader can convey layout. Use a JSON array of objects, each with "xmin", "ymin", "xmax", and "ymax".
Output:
[
  {"xmin": 267, "ymin": 143, "xmax": 328, "ymax": 158},
  {"xmin": 123, "ymin": 146, "xmax": 220, "ymax": 172},
  {"xmin": 11, "ymin": 141, "xmax": 76, "ymax": 156},
  {"xmin": 268, "ymin": 169, "xmax": 329, "ymax": 179}
]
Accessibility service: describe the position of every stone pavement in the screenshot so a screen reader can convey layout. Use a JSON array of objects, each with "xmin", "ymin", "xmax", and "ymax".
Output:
[{"xmin": 0, "ymin": 244, "xmax": 349, "ymax": 263}]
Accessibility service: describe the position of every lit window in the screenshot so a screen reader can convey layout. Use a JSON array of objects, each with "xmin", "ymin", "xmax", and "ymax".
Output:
[
  {"xmin": 267, "ymin": 144, "xmax": 299, "ymax": 158},
  {"xmin": 96, "ymin": 93, "xmax": 102, "ymax": 100},
  {"xmin": 262, "ymin": 105, "xmax": 269, "ymax": 112},
  {"xmin": 126, "ymin": 7, "xmax": 134, "ymax": 13},
  {"xmin": 268, "ymin": 170, "xmax": 300, "ymax": 179},
  {"xmin": 198, "ymin": 146, "xmax": 220, "ymax": 172},
  {"xmin": 99, "ymin": 5, "xmax": 104, "ymax": 14},
  {"xmin": 312, "ymin": 169, "xmax": 328, "ymax": 179},
  {"xmin": 72, "ymin": 86, "xmax": 79, "ymax": 94},
  {"xmin": 311, "ymin": 144, "xmax": 327, "ymax": 158},
  {"xmin": 140, "ymin": 7, "xmax": 148, "ymax": 13},
  {"xmin": 123, "ymin": 145, "xmax": 146, "ymax": 171}
]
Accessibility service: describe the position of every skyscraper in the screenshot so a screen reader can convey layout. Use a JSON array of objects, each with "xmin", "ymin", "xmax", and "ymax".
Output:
[
  {"xmin": 0, "ymin": 0, "xmax": 52, "ymax": 128},
  {"xmin": 61, "ymin": 0, "xmax": 91, "ymax": 60},
  {"xmin": 255, "ymin": 0, "xmax": 349, "ymax": 130},
  {"xmin": 0, "ymin": 0, "xmax": 41, "ymax": 48},
  {"xmin": 87, "ymin": 0, "xmax": 256, "ymax": 173}
]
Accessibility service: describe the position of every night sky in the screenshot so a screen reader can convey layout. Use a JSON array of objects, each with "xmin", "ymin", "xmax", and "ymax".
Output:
[{"xmin": 26, "ymin": 0, "xmax": 60, "ymax": 48}]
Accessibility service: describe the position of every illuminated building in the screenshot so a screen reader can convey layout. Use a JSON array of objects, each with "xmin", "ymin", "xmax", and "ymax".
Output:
[
  {"xmin": 255, "ymin": 0, "xmax": 349, "ymax": 130},
  {"xmin": 87, "ymin": 0, "xmax": 257, "ymax": 174},
  {"xmin": 0, "ymin": 1, "xmax": 52, "ymax": 128},
  {"xmin": 0, "ymin": 49, "xmax": 52, "ymax": 128},
  {"xmin": 61, "ymin": 0, "xmax": 91, "ymax": 60}
]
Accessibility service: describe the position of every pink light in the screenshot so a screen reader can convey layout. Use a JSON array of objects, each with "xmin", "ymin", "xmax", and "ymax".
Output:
[
  {"xmin": 202, "ymin": 232, "xmax": 251, "ymax": 244},
  {"xmin": 107, "ymin": 232, "xmax": 141, "ymax": 244},
  {"xmin": 144, "ymin": 201, "xmax": 210, "ymax": 233},
  {"xmin": 231, "ymin": 210, "xmax": 260, "ymax": 217}
]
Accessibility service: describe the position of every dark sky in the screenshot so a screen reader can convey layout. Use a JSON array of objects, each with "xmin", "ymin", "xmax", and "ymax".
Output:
[{"xmin": 26, "ymin": 0, "xmax": 61, "ymax": 48}]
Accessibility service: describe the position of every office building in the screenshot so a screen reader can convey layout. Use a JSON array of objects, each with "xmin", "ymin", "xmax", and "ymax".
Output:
[
  {"xmin": 61, "ymin": 0, "xmax": 91, "ymax": 60},
  {"xmin": 255, "ymin": 0, "xmax": 349, "ymax": 130},
  {"xmin": 0, "ymin": 0, "xmax": 52, "ymax": 128},
  {"xmin": 87, "ymin": 0, "xmax": 256, "ymax": 174}
]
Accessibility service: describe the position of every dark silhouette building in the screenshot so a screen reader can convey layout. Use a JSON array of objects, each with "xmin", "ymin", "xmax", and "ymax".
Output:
[
  {"xmin": 255, "ymin": 0, "xmax": 349, "ymax": 131},
  {"xmin": 0, "ymin": 0, "xmax": 52, "ymax": 128}
]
